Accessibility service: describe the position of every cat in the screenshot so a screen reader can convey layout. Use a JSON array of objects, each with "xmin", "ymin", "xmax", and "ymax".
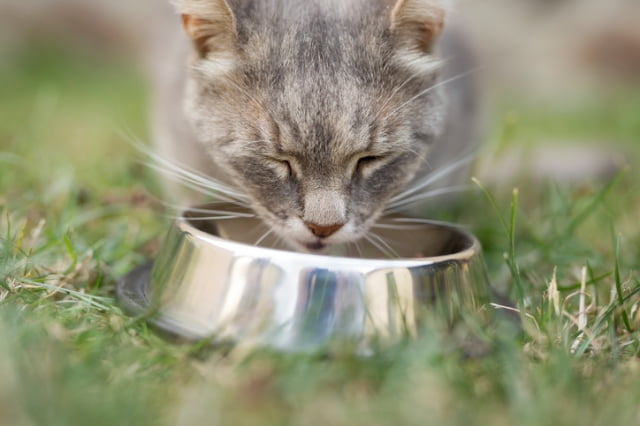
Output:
[{"xmin": 151, "ymin": 0, "xmax": 480, "ymax": 253}]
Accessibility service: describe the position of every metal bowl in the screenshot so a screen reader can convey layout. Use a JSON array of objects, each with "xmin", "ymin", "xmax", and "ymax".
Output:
[{"xmin": 118, "ymin": 204, "xmax": 493, "ymax": 353}]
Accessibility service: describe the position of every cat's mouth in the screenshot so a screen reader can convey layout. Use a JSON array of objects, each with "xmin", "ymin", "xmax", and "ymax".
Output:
[
  {"xmin": 290, "ymin": 237, "xmax": 332, "ymax": 253},
  {"xmin": 302, "ymin": 240, "xmax": 327, "ymax": 252}
]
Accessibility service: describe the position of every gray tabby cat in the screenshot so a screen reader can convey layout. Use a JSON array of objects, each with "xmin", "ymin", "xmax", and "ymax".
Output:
[{"xmin": 152, "ymin": 0, "xmax": 479, "ymax": 252}]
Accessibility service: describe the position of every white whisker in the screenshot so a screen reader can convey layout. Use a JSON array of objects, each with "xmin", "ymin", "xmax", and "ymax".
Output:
[
  {"xmin": 143, "ymin": 162, "xmax": 251, "ymax": 208},
  {"xmin": 353, "ymin": 240, "xmax": 364, "ymax": 258},
  {"xmin": 363, "ymin": 235, "xmax": 388, "ymax": 257},
  {"xmin": 389, "ymin": 154, "xmax": 474, "ymax": 204},
  {"xmin": 143, "ymin": 158, "xmax": 245, "ymax": 200},
  {"xmin": 385, "ymin": 185, "xmax": 470, "ymax": 212},
  {"xmin": 374, "ymin": 59, "xmax": 446, "ymax": 122},
  {"xmin": 157, "ymin": 201, "xmax": 256, "ymax": 221},
  {"xmin": 122, "ymin": 133, "xmax": 250, "ymax": 206},
  {"xmin": 181, "ymin": 215, "xmax": 256, "ymax": 221},
  {"xmin": 368, "ymin": 232, "xmax": 400, "ymax": 258},
  {"xmin": 180, "ymin": 205, "xmax": 252, "ymax": 214},
  {"xmin": 146, "ymin": 166, "xmax": 244, "ymax": 206},
  {"xmin": 404, "ymin": 146, "xmax": 430, "ymax": 165},
  {"xmin": 271, "ymin": 234, "xmax": 288, "ymax": 250},
  {"xmin": 370, "ymin": 223, "xmax": 426, "ymax": 231},
  {"xmin": 152, "ymin": 197, "xmax": 253, "ymax": 220},
  {"xmin": 383, "ymin": 68, "xmax": 480, "ymax": 121},
  {"xmin": 381, "ymin": 217, "xmax": 472, "ymax": 231},
  {"xmin": 254, "ymin": 229, "xmax": 274, "ymax": 246},
  {"xmin": 187, "ymin": 209, "xmax": 255, "ymax": 217}
]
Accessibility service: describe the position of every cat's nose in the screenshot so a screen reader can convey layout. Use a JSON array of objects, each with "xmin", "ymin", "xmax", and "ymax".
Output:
[{"xmin": 305, "ymin": 222, "xmax": 344, "ymax": 239}]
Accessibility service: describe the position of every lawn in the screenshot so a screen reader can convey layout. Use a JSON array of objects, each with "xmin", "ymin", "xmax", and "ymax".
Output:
[{"xmin": 1, "ymin": 44, "xmax": 639, "ymax": 426}]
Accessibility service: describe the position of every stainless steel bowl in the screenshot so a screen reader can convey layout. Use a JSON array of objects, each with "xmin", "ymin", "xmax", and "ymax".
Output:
[{"xmin": 118, "ymin": 204, "xmax": 493, "ymax": 353}]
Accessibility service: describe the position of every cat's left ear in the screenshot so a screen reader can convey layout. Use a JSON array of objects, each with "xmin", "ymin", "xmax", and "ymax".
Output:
[
  {"xmin": 176, "ymin": 0, "xmax": 237, "ymax": 58},
  {"xmin": 389, "ymin": 0, "xmax": 448, "ymax": 52}
]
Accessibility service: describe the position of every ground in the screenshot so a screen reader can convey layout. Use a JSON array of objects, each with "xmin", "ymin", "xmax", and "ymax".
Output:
[{"xmin": 0, "ymin": 41, "xmax": 639, "ymax": 426}]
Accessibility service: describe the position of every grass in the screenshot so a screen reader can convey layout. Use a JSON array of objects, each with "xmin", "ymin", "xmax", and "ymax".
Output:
[{"xmin": 1, "ymin": 44, "xmax": 639, "ymax": 426}]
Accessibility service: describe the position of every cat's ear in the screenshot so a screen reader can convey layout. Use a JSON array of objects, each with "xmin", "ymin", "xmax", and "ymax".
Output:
[
  {"xmin": 389, "ymin": 0, "xmax": 448, "ymax": 52},
  {"xmin": 176, "ymin": 0, "xmax": 237, "ymax": 58}
]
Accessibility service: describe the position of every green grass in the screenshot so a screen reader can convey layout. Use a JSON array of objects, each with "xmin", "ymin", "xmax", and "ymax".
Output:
[{"xmin": 1, "ymin": 44, "xmax": 639, "ymax": 426}]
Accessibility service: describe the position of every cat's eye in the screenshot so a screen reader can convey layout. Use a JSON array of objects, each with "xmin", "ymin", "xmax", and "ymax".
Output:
[
  {"xmin": 281, "ymin": 159, "xmax": 293, "ymax": 178},
  {"xmin": 267, "ymin": 157, "xmax": 294, "ymax": 179},
  {"xmin": 356, "ymin": 155, "xmax": 385, "ymax": 173}
]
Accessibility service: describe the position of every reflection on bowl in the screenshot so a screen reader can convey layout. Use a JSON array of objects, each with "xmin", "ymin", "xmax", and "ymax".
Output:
[{"xmin": 118, "ymin": 204, "xmax": 494, "ymax": 353}]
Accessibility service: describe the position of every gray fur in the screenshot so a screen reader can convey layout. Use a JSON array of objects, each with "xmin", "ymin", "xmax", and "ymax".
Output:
[{"xmin": 153, "ymin": 0, "xmax": 479, "ymax": 252}]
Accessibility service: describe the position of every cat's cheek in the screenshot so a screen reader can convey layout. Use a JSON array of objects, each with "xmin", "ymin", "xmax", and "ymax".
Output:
[{"xmin": 363, "ymin": 154, "xmax": 421, "ymax": 200}]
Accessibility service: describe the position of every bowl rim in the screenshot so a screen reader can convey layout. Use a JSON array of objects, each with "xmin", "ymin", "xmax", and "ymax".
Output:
[{"xmin": 175, "ymin": 212, "xmax": 482, "ymax": 268}]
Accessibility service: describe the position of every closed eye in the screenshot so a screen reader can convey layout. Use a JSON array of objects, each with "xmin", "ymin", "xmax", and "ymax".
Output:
[
  {"xmin": 356, "ymin": 155, "xmax": 386, "ymax": 173},
  {"xmin": 266, "ymin": 157, "xmax": 294, "ymax": 179}
]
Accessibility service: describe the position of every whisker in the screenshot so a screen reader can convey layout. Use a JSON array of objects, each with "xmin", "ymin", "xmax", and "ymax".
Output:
[
  {"xmin": 143, "ymin": 159, "xmax": 245, "ymax": 201},
  {"xmin": 178, "ymin": 215, "xmax": 256, "ymax": 221},
  {"xmin": 389, "ymin": 154, "xmax": 474, "ymax": 204},
  {"xmin": 383, "ymin": 67, "xmax": 480, "ymax": 121},
  {"xmin": 156, "ymin": 200, "xmax": 256, "ymax": 221},
  {"xmin": 374, "ymin": 59, "xmax": 446, "ymax": 122},
  {"xmin": 184, "ymin": 209, "xmax": 255, "ymax": 217},
  {"xmin": 176, "ymin": 205, "xmax": 252, "ymax": 214},
  {"xmin": 148, "ymin": 171, "xmax": 241, "ymax": 206},
  {"xmin": 368, "ymin": 232, "xmax": 400, "ymax": 258},
  {"xmin": 151, "ymin": 197, "xmax": 254, "ymax": 222},
  {"xmin": 385, "ymin": 185, "xmax": 470, "ymax": 212},
  {"xmin": 269, "ymin": 234, "xmax": 286, "ymax": 250},
  {"xmin": 404, "ymin": 146, "xmax": 430, "ymax": 166},
  {"xmin": 363, "ymin": 235, "xmax": 387, "ymax": 257},
  {"xmin": 353, "ymin": 240, "xmax": 364, "ymax": 258},
  {"xmin": 143, "ymin": 162, "xmax": 250, "ymax": 208},
  {"xmin": 254, "ymin": 229, "xmax": 274, "ymax": 246},
  {"xmin": 122, "ymin": 133, "xmax": 250, "ymax": 204},
  {"xmin": 370, "ymin": 223, "xmax": 427, "ymax": 231},
  {"xmin": 343, "ymin": 241, "xmax": 356, "ymax": 258},
  {"xmin": 364, "ymin": 234, "xmax": 396, "ymax": 258},
  {"xmin": 381, "ymin": 216, "xmax": 473, "ymax": 231}
]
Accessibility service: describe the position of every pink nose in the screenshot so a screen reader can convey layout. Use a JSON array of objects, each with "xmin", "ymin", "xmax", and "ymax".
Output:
[{"xmin": 305, "ymin": 222, "xmax": 344, "ymax": 238}]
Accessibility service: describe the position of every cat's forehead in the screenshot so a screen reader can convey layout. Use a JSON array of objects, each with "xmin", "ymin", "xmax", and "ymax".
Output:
[
  {"xmin": 244, "ymin": 20, "xmax": 392, "ymax": 138},
  {"xmin": 274, "ymin": 101, "xmax": 373, "ymax": 159},
  {"xmin": 228, "ymin": 5, "xmax": 440, "ymax": 159}
]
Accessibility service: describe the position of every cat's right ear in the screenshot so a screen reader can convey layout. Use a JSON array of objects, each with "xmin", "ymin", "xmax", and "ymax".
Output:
[
  {"xmin": 175, "ymin": 0, "xmax": 237, "ymax": 58},
  {"xmin": 389, "ymin": 0, "xmax": 449, "ymax": 53}
]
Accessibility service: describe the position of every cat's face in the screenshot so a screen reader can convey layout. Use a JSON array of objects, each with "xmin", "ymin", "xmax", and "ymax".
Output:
[{"xmin": 179, "ymin": 0, "xmax": 447, "ymax": 252}]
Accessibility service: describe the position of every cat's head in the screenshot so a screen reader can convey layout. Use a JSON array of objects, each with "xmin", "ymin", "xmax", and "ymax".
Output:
[{"xmin": 177, "ymin": 0, "xmax": 449, "ymax": 252}]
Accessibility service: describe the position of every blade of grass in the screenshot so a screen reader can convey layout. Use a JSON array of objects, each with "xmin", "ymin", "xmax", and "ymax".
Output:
[
  {"xmin": 17, "ymin": 277, "xmax": 113, "ymax": 311},
  {"xmin": 558, "ymin": 271, "xmax": 612, "ymax": 292},
  {"xmin": 14, "ymin": 220, "xmax": 27, "ymax": 255},
  {"xmin": 566, "ymin": 167, "xmax": 627, "ymax": 236},
  {"xmin": 574, "ymin": 284, "xmax": 640, "ymax": 356},
  {"xmin": 472, "ymin": 177, "xmax": 510, "ymax": 235},
  {"xmin": 608, "ymin": 318, "xmax": 619, "ymax": 365},
  {"xmin": 507, "ymin": 188, "xmax": 524, "ymax": 302},
  {"xmin": 586, "ymin": 261, "xmax": 598, "ymax": 309},
  {"xmin": 63, "ymin": 232, "xmax": 78, "ymax": 273},
  {"xmin": 473, "ymin": 178, "xmax": 525, "ymax": 305},
  {"xmin": 614, "ymin": 233, "xmax": 632, "ymax": 332},
  {"xmin": 547, "ymin": 267, "xmax": 560, "ymax": 322}
]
